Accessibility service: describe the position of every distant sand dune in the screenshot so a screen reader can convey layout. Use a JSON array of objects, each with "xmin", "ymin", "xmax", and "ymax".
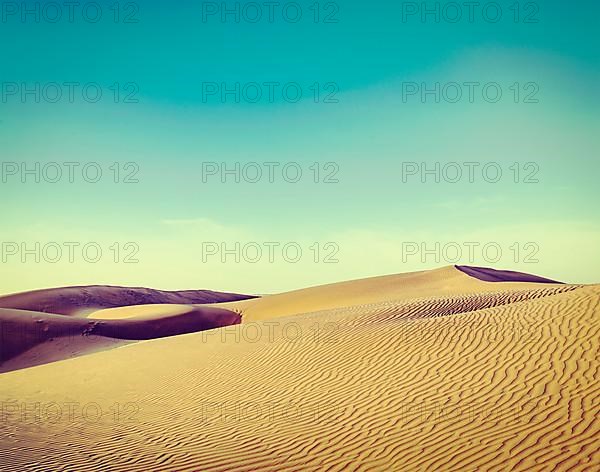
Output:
[
  {"xmin": 0, "ymin": 285, "xmax": 257, "ymax": 316},
  {"xmin": 0, "ymin": 266, "xmax": 597, "ymax": 471}
]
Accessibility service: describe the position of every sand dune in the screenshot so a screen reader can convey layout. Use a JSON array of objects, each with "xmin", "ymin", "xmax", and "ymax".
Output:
[
  {"xmin": 220, "ymin": 265, "xmax": 566, "ymax": 322},
  {"xmin": 0, "ymin": 285, "xmax": 254, "ymax": 372},
  {"xmin": 0, "ymin": 305, "xmax": 240, "ymax": 373},
  {"xmin": 0, "ymin": 285, "xmax": 257, "ymax": 316},
  {"xmin": 0, "ymin": 266, "xmax": 598, "ymax": 471}
]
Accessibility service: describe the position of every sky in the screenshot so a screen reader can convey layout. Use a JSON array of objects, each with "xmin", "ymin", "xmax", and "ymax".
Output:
[{"xmin": 1, "ymin": 0, "xmax": 599, "ymax": 295}]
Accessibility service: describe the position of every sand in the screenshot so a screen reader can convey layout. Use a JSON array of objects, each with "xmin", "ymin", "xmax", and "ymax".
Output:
[{"xmin": 0, "ymin": 265, "xmax": 598, "ymax": 471}]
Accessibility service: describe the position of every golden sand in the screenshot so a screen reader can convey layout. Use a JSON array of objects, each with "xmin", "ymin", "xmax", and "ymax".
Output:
[{"xmin": 0, "ymin": 266, "xmax": 598, "ymax": 471}]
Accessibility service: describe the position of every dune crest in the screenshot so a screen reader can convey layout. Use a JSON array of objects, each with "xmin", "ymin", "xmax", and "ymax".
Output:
[
  {"xmin": 455, "ymin": 265, "xmax": 562, "ymax": 284},
  {"xmin": 221, "ymin": 265, "xmax": 566, "ymax": 322},
  {"xmin": 0, "ymin": 285, "xmax": 257, "ymax": 316}
]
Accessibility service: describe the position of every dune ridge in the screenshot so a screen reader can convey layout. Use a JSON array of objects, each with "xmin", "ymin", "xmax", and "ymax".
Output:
[
  {"xmin": 0, "ymin": 266, "xmax": 598, "ymax": 471},
  {"xmin": 0, "ymin": 285, "xmax": 257, "ymax": 316},
  {"xmin": 0, "ymin": 285, "xmax": 255, "ymax": 372},
  {"xmin": 221, "ymin": 265, "xmax": 567, "ymax": 322},
  {"xmin": 455, "ymin": 265, "xmax": 563, "ymax": 284}
]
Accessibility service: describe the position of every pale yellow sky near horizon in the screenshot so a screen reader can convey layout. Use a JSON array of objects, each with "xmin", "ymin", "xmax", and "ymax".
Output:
[{"xmin": 1, "ymin": 218, "xmax": 598, "ymax": 296}]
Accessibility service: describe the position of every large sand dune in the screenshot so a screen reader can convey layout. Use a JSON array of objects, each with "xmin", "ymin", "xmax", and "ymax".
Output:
[
  {"xmin": 220, "ymin": 265, "xmax": 566, "ymax": 322},
  {"xmin": 0, "ymin": 266, "xmax": 598, "ymax": 471}
]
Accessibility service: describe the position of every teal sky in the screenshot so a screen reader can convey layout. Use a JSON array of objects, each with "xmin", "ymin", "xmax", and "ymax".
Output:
[{"xmin": 1, "ymin": 0, "xmax": 599, "ymax": 294}]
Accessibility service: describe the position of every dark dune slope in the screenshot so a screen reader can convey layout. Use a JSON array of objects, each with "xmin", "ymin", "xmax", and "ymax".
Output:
[
  {"xmin": 0, "ymin": 285, "xmax": 258, "ymax": 316},
  {"xmin": 455, "ymin": 265, "xmax": 563, "ymax": 284}
]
